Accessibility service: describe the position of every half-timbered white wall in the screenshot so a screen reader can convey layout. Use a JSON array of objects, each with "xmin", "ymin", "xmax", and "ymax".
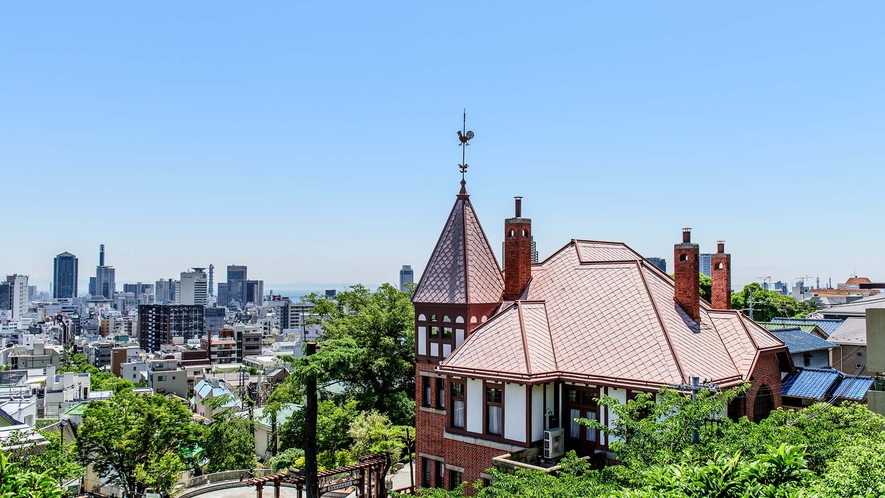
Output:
[
  {"xmin": 466, "ymin": 378, "xmax": 483, "ymax": 433},
  {"xmin": 504, "ymin": 384, "xmax": 526, "ymax": 442},
  {"xmin": 531, "ymin": 385, "xmax": 544, "ymax": 442},
  {"xmin": 606, "ymin": 387, "xmax": 627, "ymax": 444}
]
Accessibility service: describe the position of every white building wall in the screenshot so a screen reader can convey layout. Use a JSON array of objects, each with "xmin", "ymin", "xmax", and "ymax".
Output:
[
  {"xmin": 531, "ymin": 385, "xmax": 544, "ymax": 442},
  {"xmin": 466, "ymin": 379, "xmax": 483, "ymax": 433},
  {"xmin": 606, "ymin": 387, "xmax": 627, "ymax": 444},
  {"xmin": 504, "ymin": 383, "xmax": 526, "ymax": 443}
]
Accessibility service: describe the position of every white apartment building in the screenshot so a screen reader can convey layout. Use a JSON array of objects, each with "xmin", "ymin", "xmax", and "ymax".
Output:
[
  {"xmin": 176, "ymin": 270, "xmax": 208, "ymax": 306},
  {"xmin": 7, "ymin": 275, "xmax": 29, "ymax": 320}
]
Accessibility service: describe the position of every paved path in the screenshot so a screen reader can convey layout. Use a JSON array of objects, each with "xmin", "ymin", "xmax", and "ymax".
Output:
[{"xmin": 186, "ymin": 485, "xmax": 301, "ymax": 498}]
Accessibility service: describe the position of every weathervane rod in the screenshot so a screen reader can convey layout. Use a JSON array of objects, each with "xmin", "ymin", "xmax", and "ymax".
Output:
[{"xmin": 457, "ymin": 109, "xmax": 474, "ymax": 182}]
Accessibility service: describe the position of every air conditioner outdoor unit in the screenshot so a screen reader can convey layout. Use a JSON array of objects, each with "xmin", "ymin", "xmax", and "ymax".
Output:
[{"xmin": 543, "ymin": 428, "xmax": 565, "ymax": 460}]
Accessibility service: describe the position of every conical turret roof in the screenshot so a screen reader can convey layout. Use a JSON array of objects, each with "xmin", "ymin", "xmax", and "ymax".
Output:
[{"xmin": 413, "ymin": 186, "xmax": 504, "ymax": 305}]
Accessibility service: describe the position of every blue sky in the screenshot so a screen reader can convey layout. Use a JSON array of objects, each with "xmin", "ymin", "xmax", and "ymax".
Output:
[{"xmin": 2, "ymin": 2, "xmax": 883, "ymax": 292}]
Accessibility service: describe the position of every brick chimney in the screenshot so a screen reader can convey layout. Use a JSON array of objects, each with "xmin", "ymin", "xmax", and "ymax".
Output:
[
  {"xmin": 674, "ymin": 227, "xmax": 700, "ymax": 321},
  {"xmin": 503, "ymin": 196, "xmax": 532, "ymax": 300},
  {"xmin": 711, "ymin": 240, "xmax": 732, "ymax": 309}
]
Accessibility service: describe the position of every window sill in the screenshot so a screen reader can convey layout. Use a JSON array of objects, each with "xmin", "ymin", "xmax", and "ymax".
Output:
[{"xmin": 419, "ymin": 406, "xmax": 446, "ymax": 415}]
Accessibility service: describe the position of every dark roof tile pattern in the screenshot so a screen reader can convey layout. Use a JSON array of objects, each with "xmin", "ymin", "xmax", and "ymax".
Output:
[
  {"xmin": 770, "ymin": 329, "xmax": 836, "ymax": 354},
  {"xmin": 413, "ymin": 195, "xmax": 504, "ymax": 304},
  {"xmin": 781, "ymin": 367, "xmax": 873, "ymax": 401}
]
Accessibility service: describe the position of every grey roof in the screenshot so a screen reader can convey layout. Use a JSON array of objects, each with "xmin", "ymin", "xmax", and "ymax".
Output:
[
  {"xmin": 816, "ymin": 294, "xmax": 885, "ymax": 319},
  {"xmin": 827, "ymin": 317, "xmax": 866, "ymax": 346},
  {"xmin": 770, "ymin": 317, "xmax": 844, "ymax": 337},
  {"xmin": 770, "ymin": 329, "xmax": 836, "ymax": 354}
]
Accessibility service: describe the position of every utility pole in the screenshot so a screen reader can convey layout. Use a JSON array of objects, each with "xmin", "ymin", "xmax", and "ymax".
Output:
[
  {"xmin": 672, "ymin": 377, "xmax": 716, "ymax": 444},
  {"xmin": 305, "ymin": 341, "xmax": 318, "ymax": 498}
]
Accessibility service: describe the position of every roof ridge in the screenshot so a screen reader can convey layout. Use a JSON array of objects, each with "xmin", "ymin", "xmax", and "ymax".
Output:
[
  {"xmin": 516, "ymin": 302, "xmax": 532, "ymax": 375},
  {"xmin": 637, "ymin": 261, "xmax": 686, "ymax": 384},
  {"xmin": 541, "ymin": 302, "xmax": 560, "ymax": 372}
]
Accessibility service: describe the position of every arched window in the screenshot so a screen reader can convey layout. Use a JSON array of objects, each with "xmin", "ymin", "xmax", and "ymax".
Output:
[
  {"xmin": 481, "ymin": 315, "xmax": 488, "ymax": 322},
  {"xmin": 508, "ymin": 229, "xmax": 515, "ymax": 237},
  {"xmin": 443, "ymin": 315, "xmax": 452, "ymax": 323},
  {"xmin": 753, "ymin": 385, "xmax": 773, "ymax": 422},
  {"xmin": 455, "ymin": 316, "xmax": 465, "ymax": 324},
  {"xmin": 430, "ymin": 314, "xmax": 438, "ymax": 322},
  {"xmin": 680, "ymin": 254, "xmax": 688, "ymax": 261},
  {"xmin": 418, "ymin": 314, "xmax": 426, "ymax": 322},
  {"xmin": 470, "ymin": 316, "xmax": 477, "ymax": 324},
  {"xmin": 716, "ymin": 262, "xmax": 724, "ymax": 270},
  {"xmin": 522, "ymin": 229, "xmax": 528, "ymax": 237}
]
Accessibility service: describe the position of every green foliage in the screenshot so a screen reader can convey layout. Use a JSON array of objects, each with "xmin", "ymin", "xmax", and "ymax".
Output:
[
  {"xmin": 730, "ymin": 283, "xmax": 817, "ymax": 322},
  {"xmin": 265, "ymin": 447, "xmax": 304, "ymax": 472},
  {"xmin": 76, "ymin": 390, "xmax": 201, "ymax": 497},
  {"xmin": 699, "ymin": 273, "xmax": 712, "ymax": 302},
  {"xmin": 199, "ymin": 411, "xmax": 257, "ymax": 473},
  {"xmin": 347, "ymin": 410, "xmax": 411, "ymax": 476},
  {"xmin": 9, "ymin": 430, "xmax": 83, "ymax": 484},
  {"xmin": 0, "ymin": 452, "xmax": 63, "ymax": 498},
  {"xmin": 279, "ymin": 399, "xmax": 359, "ymax": 457},
  {"xmin": 585, "ymin": 385, "xmax": 748, "ymax": 468},
  {"xmin": 420, "ymin": 389, "xmax": 885, "ymax": 498},
  {"xmin": 294, "ymin": 284, "xmax": 416, "ymax": 425},
  {"xmin": 619, "ymin": 444, "xmax": 810, "ymax": 498}
]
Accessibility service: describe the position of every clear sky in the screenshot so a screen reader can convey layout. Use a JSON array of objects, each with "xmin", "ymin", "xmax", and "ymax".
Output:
[{"xmin": 2, "ymin": 2, "xmax": 883, "ymax": 293}]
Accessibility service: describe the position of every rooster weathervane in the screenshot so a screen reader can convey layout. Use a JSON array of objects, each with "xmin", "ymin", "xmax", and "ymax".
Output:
[{"xmin": 457, "ymin": 109, "xmax": 475, "ymax": 181}]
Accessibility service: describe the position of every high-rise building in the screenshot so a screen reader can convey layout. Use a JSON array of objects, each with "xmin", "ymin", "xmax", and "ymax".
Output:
[
  {"xmin": 217, "ymin": 283, "xmax": 228, "ymax": 308},
  {"xmin": 88, "ymin": 277, "xmax": 96, "ymax": 296},
  {"xmin": 0, "ymin": 281, "xmax": 9, "ymax": 312},
  {"xmin": 6, "ymin": 275, "xmax": 29, "ymax": 319},
  {"xmin": 399, "ymin": 265, "xmax": 414, "ymax": 292},
  {"xmin": 95, "ymin": 244, "xmax": 116, "ymax": 299},
  {"xmin": 154, "ymin": 279, "xmax": 175, "ymax": 304},
  {"xmin": 699, "ymin": 253, "xmax": 712, "ymax": 277},
  {"xmin": 53, "ymin": 252, "xmax": 79, "ymax": 299},
  {"xmin": 137, "ymin": 304, "xmax": 205, "ymax": 353},
  {"xmin": 208, "ymin": 264, "xmax": 215, "ymax": 297},
  {"xmin": 177, "ymin": 270, "xmax": 208, "ymax": 306},
  {"xmin": 501, "ymin": 236, "xmax": 539, "ymax": 268},
  {"xmin": 203, "ymin": 306, "xmax": 226, "ymax": 336},
  {"xmin": 226, "ymin": 265, "xmax": 247, "ymax": 307},
  {"xmin": 647, "ymin": 257, "xmax": 667, "ymax": 273},
  {"xmin": 245, "ymin": 280, "xmax": 264, "ymax": 306},
  {"xmin": 280, "ymin": 299, "xmax": 315, "ymax": 330}
]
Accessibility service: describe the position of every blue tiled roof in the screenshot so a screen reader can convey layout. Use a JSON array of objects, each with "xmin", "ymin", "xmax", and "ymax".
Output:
[
  {"xmin": 770, "ymin": 329, "xmax": 836, "ymax": 354},
  {"xmin": 781, "ymin": 367, "xmax": 873, "ymax": 401},
  {"xmin": 770, "ymin": 317, "xmax": 844, "ymax": 337},
  {"xmin": 830, "ymin": 376, "xmax": 874, "ymax": 401},
  {"xmin": 781, "ymin": 368, "xmax": 840, "ymax": 400}
]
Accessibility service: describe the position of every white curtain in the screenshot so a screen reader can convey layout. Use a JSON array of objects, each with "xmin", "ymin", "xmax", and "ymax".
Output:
[
  {"xmin": 570, "ymin": 408, "xmax": 581, "ymax": 438},
  {"xmin": 488, "ymin": 406, "xmax": 502, "ymax": 435},
  {"xmin": 453, "ymin": 400, "xmax": 465, "ymax": 428},
  {"xmin": 585, "ymin": 411, "xmax": 597, "ymax": 441}
]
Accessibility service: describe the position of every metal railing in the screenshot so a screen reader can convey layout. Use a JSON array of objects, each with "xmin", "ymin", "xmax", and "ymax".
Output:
[{"xmin": 175, "ymin": 468, "xmax": 276, "ymax": 491}]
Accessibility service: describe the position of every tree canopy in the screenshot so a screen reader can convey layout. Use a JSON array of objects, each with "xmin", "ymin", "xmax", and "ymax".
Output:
[
  {"xmin": 411, "ymin": 388, "xmax": 885, "ymax": 498},
  {"xmin": 292, "ymin": 283, "xmax": 416, "ymax": 425},
  {"xmin": 730, "ymin": 283, "xmax": 818, "ymax": 322},
  {"xmin": 0, "ymin": 452, "xmax": 63, "ymax": 498},
  {"xmin": 76, "ymin": 390, "xmax": 201, "ymax": 497}
]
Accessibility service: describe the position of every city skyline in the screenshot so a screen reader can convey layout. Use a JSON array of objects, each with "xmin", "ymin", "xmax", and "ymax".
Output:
[{"xmin": 2, "ymin": 3, "xmax": 883, "ymax": 290}]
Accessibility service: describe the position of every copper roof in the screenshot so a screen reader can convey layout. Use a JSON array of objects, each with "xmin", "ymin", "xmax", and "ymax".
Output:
[
  {"xmin": 440, "ymin": 240, "xmax": 785, "ymax": 388},
  {"xmin": 412, "ymin": 191, "xmax": 504, "ymax": 305}
]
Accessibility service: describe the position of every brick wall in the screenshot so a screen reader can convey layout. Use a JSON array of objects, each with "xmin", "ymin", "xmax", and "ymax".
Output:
[
  {"xmin": 674, "ymin": 237, "xmax": 700, "ymax": 320},
  {"xmin": 711, "ymin": 249, "xmax": 731, "ymax": 310},
  {"xmin": 744, "ymin": 352, "xmax": 783, "ymax": 421},
  {"xmin": 503, "ymin": 218, "xmax": 532, "ymax": 300}
]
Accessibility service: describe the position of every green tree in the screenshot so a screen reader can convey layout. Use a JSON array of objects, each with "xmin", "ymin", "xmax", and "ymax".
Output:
[
  {"xmin": 200, "ymin": 413, "xmax": 257, "ymax": 473},
  {"xmin": 730, "ymin": 283, "xmax": 817, "ymax": 322},
  {"xmin": 584, "ymin": 385, "xmax": 748, "ymax": 469},
  {"xmin": 0, "ymin": 452, "xmax": 64, "ymax": 498},
  {"xmin": 10, "ymin": 430, "xmax": 83, "ymax": 485},
  {"xmin": 298, "ymin": 284, "xmax": 416, "ymax": 424},
  {"xmin": 76, "ymin": 390, "xmax": 200, "ymax": 497},
  {"xmin": 279, "ymin": 399, "xmax": 360, "ymax": 463},
  {"xmin": 347, "ymin": 410, "xmax": 410, "ymax": 479},
  {"xmin": 699, "ymin": 273, "xmax": 712, "ymax": 302}
]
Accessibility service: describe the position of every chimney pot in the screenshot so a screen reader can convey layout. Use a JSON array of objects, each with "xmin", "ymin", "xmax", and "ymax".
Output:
[
  {"xmin": 682, "ymin": 227, "xmax": 691, "ymax": 243},
  {"xmin": 717, "ymin": 240, "xmax": 725, "ymax": 254},
  {"xmin": 514, "ymin": 196, "xmax": 522, "ymax": 218}
]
